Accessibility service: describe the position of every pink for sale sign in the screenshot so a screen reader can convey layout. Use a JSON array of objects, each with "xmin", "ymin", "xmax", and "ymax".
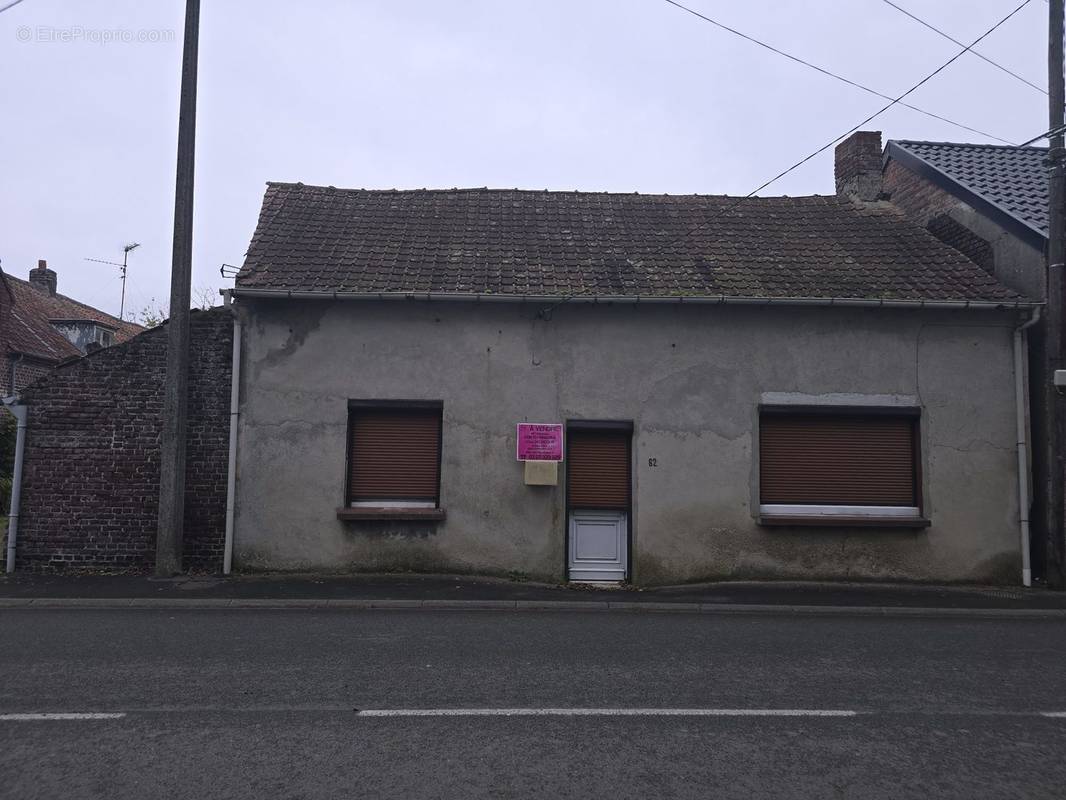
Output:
[{"xmin": 516, "ymin": 423, "xmax": 564, "ymax": 462}]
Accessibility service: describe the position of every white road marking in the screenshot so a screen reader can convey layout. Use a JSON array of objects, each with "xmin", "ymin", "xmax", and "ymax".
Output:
[
  {"xmin": 356, "ymin": 708, "xmax": 858, "ymax": 718},
  {"xmin": 1040, "ymin": 712, "xmax": 1066, "ymax": 718},
  {"xmin": 0, "ymin": 713, "xmax": 126, "ymax": 721}
]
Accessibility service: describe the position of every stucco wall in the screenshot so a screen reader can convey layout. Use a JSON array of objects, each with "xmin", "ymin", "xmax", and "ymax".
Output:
[{"xmin": 233, "ymin": 299, "xmax": 1023, "ymax": 585}]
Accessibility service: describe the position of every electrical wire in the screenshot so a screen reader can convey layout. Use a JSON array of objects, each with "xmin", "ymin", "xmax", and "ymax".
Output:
[
  {"xmin": 624, "ymin": 0, "xmax": 1036, "ymax": 267},
  {"xmin": 1019, "ymin": 121, "xmax": 1066, "ymax": 146},
  {"xmin": 881, "ymin": 0, "xmax": 1046, "ymax": 95},
  {"xmin": 662, "ymin": 0, "xmax": 1016, "ymax": 145}
]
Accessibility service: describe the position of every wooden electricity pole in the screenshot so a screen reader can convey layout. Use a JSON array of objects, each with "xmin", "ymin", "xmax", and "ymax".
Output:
[
  {"xmin": 156, "ymin": 0, "xmax": 200, "ymax": 575},
  {"xmin": 1046, "ymin": 0, "xmax": 1066, "ymax": 586}
]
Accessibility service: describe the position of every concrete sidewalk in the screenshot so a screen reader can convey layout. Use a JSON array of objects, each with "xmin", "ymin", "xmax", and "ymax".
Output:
[{"xmin": 1, "ymin": 572, "xmax": 1065, "ymax": 617}]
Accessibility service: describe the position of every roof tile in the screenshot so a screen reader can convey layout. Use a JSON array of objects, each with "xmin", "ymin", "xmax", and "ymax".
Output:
[
  {"xmin": 889, "ymin": 140, "xmax": 1048, "ymax": 238},
  {"xmin": 237, "ymin": 183, "xmax": 1025, "ymax": 303}
]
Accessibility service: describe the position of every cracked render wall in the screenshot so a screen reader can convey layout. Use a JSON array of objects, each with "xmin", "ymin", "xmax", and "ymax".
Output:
[{"xmin": 233, "ymin": 299, "xmax": 1023, "ymax": 585}]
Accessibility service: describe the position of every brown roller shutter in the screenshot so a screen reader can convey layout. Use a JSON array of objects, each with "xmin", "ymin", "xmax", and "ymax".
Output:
[
  {"xmin": 349, "ymin": 408, "xmax": 441, "ymax": 503},
  {"xmin": 567, "ymin": 429, "xmax": 630, "ymax": 510},
  {"xmin": 759, "ymin": 413, "xmax": 917, "ymax": 506}
]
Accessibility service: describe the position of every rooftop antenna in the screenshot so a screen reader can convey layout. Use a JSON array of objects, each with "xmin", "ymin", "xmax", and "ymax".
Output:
[{"xmin": 84, "ymin": 242, "xmax": 140, "ymax": 320}]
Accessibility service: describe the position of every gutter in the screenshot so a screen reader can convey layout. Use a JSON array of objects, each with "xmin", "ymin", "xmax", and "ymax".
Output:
[
  {"xmin": 2, "ymin": 397, "xmax": 27, "ymax": 574},
  {"xmin": 229, "ymin": 288, "xmax": 1040, "ymax": 311},
  {"xmin": 222, "ymin": 302, "xmax": 242, "ymax": 575},
  {"xmin": 1014, "ymin": 307, "xmax": 1041, "ymax": 587}
]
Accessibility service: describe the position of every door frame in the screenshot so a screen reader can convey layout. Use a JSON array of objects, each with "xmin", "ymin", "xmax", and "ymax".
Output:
[{"xmin": 563, "ymin": 419, "xmax": 634, "ymax": 582}]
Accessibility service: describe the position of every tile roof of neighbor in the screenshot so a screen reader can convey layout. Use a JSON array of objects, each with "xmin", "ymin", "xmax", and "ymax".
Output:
[
  {"xmin": 886, "ymin": 140, "xmax": 1049, "ymax": 242},
  {"xmin": 237, "ymin": 182, "xmax": 1027, "ymax": 304},
  {"xmin": 2, "ymin": 272, "xmax": 143, "ymax": 363}
]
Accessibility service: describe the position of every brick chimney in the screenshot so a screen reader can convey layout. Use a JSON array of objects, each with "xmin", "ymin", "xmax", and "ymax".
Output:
[
  {"xmin": 834, "ymin": 131, "xmax": 884, "ymax": 201},
  {"xmin": 29, "ymin": 259, "xmax": 57, "ymax": 296}
]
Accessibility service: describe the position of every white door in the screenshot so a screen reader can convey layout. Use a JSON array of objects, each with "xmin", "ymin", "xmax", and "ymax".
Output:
[{"xmin": 568, "ymin": 510, "xmax": 627, "ymax": 582}]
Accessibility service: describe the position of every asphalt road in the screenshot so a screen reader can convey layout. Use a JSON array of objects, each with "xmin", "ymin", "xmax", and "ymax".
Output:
[{"xmin": 1, "ymin": 609, "xmax": 1065, "ymax": 799}]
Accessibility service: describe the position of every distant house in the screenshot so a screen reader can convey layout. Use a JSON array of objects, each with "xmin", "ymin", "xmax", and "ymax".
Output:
[
  {"xmin": 878, "ymin": 135, "xmax": 1061, "ymax": 585},
  {"xmin": 0, "ymin": 260, "xmax": 143, "ymax": 395}
]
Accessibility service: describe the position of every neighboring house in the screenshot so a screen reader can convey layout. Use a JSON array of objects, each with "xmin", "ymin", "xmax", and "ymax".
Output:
[
  {"xmin": 881, "ymin": 136, "xmax": 1047, "ymax": 302},
  {"xmin": 874, "ymin": 133, "xmax": 1060, "ymax": 584},
  {"xmin": 0, "ymin": 260, "xmax": 143, "ymax": 395},
  {"xmin": 222, "ymin": 136, "xmax": 1037, "ymax": 586}
]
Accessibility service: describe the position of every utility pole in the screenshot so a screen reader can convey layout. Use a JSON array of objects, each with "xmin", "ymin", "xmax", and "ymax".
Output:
[
  {"xmin": 1046, "ymin": 0, "xmax": 1066, "ymax": 586},
  {"xmin": 156, "ymin": 0, "xmax": 199, "ymax": 575}
]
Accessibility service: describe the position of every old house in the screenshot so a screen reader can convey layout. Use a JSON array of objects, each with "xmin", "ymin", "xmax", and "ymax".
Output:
[
  {"xmin": 0, "ymin": 260, "xmax": 142, "ymax": 395},
  {"xmin": 222, "ymin": 136, "xmax": 1037, "ymax": 585}
]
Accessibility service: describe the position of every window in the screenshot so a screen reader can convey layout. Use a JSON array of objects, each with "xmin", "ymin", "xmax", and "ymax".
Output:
[
  {"xmin": 344, "ymin": 402, "xmax": 443, "ymax": 514},
  {"xmin": 758, "ymin": 407, "xmax": 926, "ymax": 526}
]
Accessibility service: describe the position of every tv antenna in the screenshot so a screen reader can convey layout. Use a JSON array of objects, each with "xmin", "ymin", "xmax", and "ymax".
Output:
[{"xmin": 85, "ymin": 242, "xmax": 141, "ymax": 321}]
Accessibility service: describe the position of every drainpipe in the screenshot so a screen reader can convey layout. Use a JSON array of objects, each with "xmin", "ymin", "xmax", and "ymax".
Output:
[
  {"xmin": 222, "ymin": 305, "xmax": 242, "ymax": 575},
  {"xmin": 1014, "ymin": 307, "xmax": 1041, "ymax": 587},
  {"xmin": 3, "ymin": 398, "xmax": 27, "ymax": 574}
]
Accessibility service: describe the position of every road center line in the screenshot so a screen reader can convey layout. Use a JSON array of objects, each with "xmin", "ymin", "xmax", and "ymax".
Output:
[
  {"xmin": 1040, "ymin": 712, "xmax": 1066, "ymax": 718},
  {"xmin": 0, "ymin": 713, "xmax": 126, "ymax": 721},
  {"xmin": 355, "ymin": 708, "xmax": 858, "ymax": 718}
]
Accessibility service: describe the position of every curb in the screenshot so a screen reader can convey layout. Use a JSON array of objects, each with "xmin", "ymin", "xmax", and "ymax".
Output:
[{"xmin": 1, "ymin": 597, "xmax": 1065, "ymax": 619}]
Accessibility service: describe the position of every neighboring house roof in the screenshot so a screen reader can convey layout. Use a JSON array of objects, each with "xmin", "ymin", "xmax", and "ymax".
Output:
[
  {"xmin": 2, "ymin": 273, "xmax": 143, "ymax": 363},
  {"xmin": 236, "ymin": 182, "xmax": 1027, "ymax": 306},
  {"xmin": 884, "ymin": 140, "xmax": 1049, "ymax": 249}
]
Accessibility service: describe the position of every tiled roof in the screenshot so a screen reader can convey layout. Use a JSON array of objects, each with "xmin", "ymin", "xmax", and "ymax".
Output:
[
  {"xmin": 237, "ymin": 182, "xmax": 1026, "ymax": 304},
  {"xmin": 2, "ymin": 272, "xmax": 143, "ymax": 363},
  {"xmin": 886, "ymin": 140, "xmax": 1049, "ymax": 241}
]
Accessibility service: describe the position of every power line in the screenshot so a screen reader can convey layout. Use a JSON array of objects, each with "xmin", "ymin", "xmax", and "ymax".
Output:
[
  {"xmin": 1019, "ymin": 121, "xmax": 1066, "ymax": 146},
  {"xmin": 0, "ymin": 0, "xmax": 28, "ymax": 14},
  {"xmin": 625, "ymin": 0, "xmax": 1036, "ymax": 268},
  {"xmin": 881, "ymin": 0, "xmax": 1046, "ymax": 95},
  {"xmin": 661, "ymin": 0, "xmax": 1016, "ymax": 145}
]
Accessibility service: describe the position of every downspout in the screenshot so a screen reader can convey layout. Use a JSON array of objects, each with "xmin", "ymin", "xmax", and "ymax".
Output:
[
  {"xmin": 1015, "ymin": 307, "xmax": 1041, "ymax": 587},
  {"xmin": 3, "ymin": 398, "xmax": 27, "ymax": 574},
  {"xmin": 222, "ymin": 301, "xmax": 242, "ymax": 575}
]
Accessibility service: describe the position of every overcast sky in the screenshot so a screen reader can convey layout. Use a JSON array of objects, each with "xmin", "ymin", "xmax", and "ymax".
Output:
[{"xmin": 0, "ymin": 0, "xmax": 1051, "ymax": 322}]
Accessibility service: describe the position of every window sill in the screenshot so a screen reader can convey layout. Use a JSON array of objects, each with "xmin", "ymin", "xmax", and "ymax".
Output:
[
  {"xmin": 758, "ymin": 515, "xmax": 930, "ymax": 529},
  {"xmin": 336, "ymin": 507, "xmax": 446, "ymax": 522}
]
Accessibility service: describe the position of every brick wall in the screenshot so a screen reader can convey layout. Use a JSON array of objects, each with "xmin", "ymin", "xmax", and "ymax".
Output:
[
  {"xmin": 1, "ymin": 355, "xmax": 57, "ymax": 396},
  {"xmin": 882, "ymin": 159, "xmax": 960, "ymax": 227},
  {"xmin": 14, "ymin": 308, "xmax": 232, "ymax": 572},
  {"xmin": 925, "ymin": 214, "xmax": 996, "ymax": 273}
]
